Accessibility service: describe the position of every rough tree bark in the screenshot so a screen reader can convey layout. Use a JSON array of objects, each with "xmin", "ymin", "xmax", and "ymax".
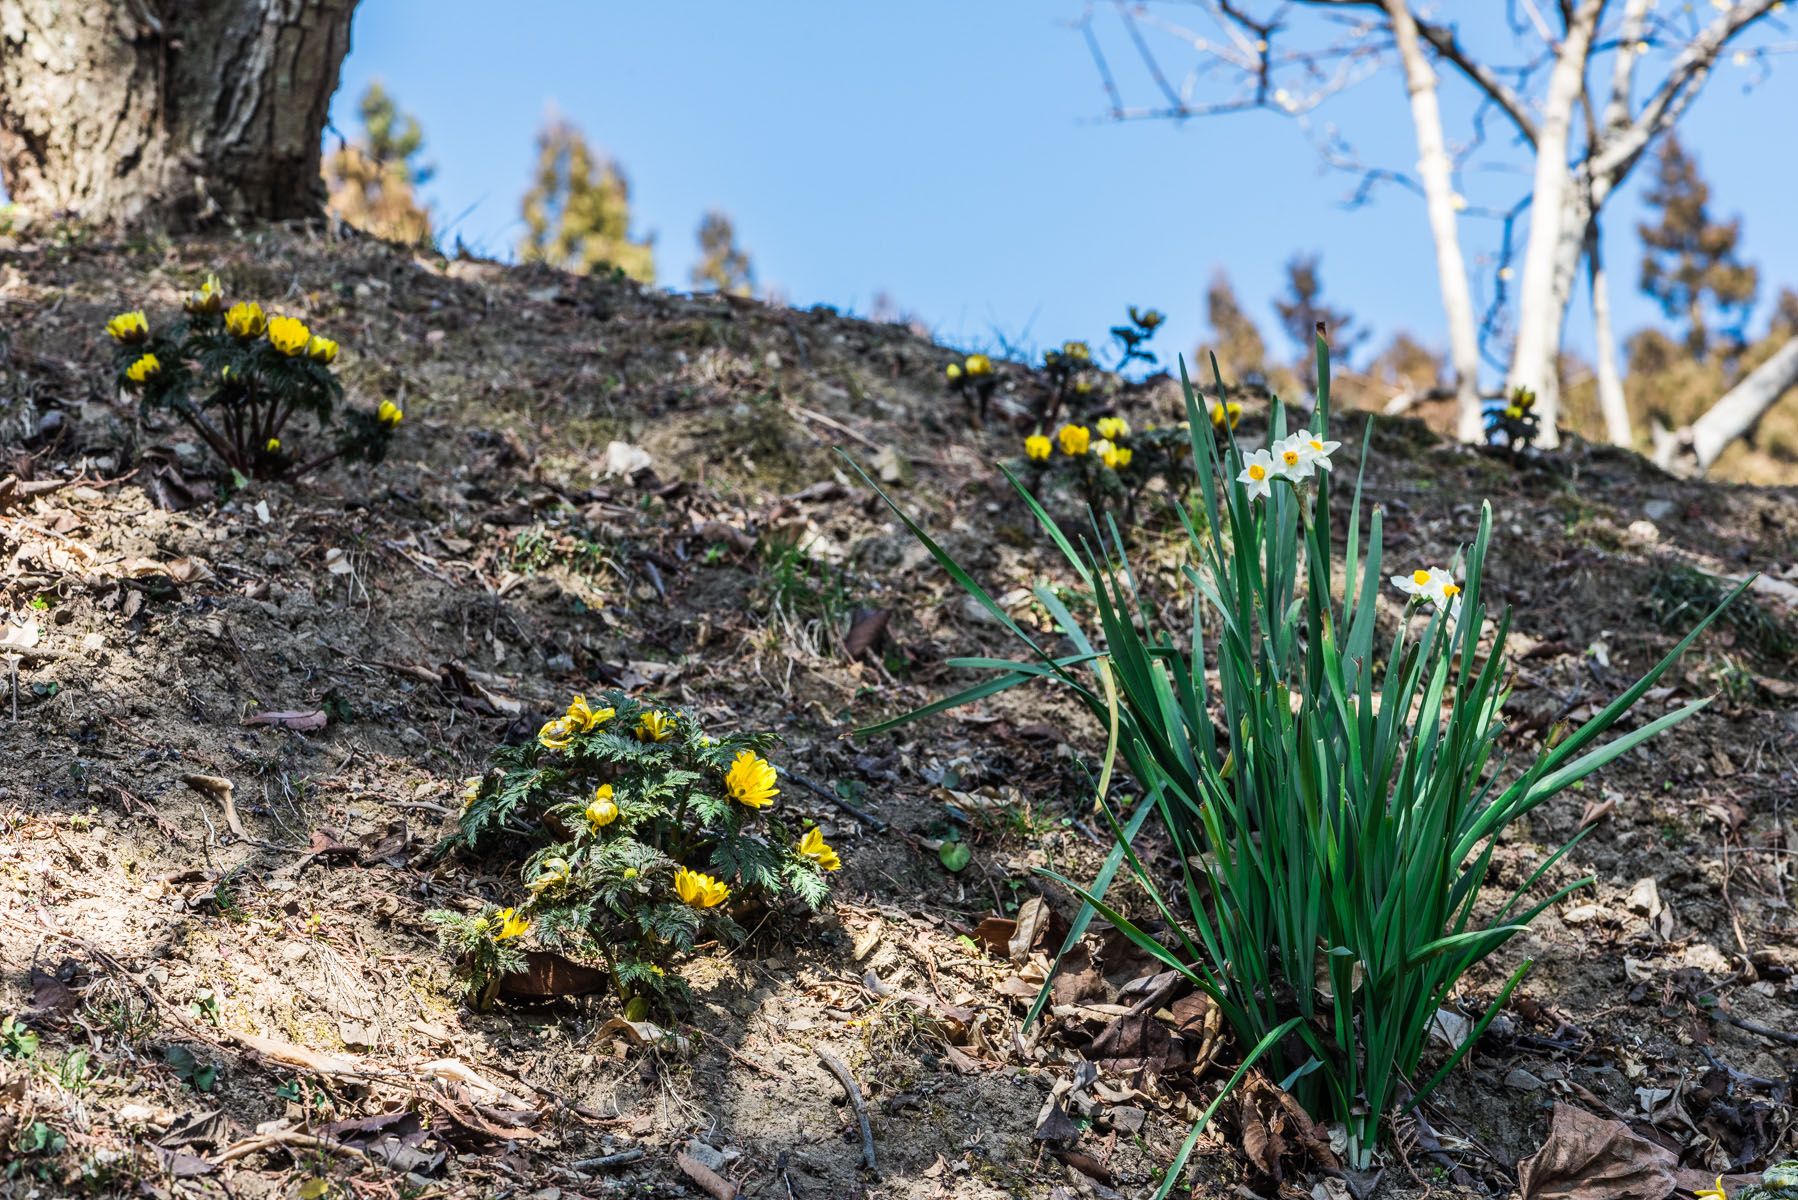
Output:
[
  {"xmin": 1384, "ymin": 0, "xmax": 1485, "ymax": 443},
  {"xmin": 0, "ymin": 0, "xmax": 356, "ymax": 230},
  {"xmin": 1654, "ymin": 338, "xmax": 1798, "ymax": 475}
]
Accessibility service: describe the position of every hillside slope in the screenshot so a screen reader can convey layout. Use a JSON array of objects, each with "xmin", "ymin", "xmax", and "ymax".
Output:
[{"xmin": 1, "ymin": 225, "xmax": 1796, "ymax": 1198}]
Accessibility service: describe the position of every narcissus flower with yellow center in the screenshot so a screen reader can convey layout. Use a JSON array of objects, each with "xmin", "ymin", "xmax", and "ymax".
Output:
[
  {"xmin": 1025, "ymin": 435, "xmax": 1052, "ymax": 461},
  {"xmin": 1057, "ymin": 424, "xmax": 1090, "ymax": 456},
  {"xmin": 1210, "ymin": 401, "xmax": 1242, "ymax": 429},
  {"xmin": 1299, "ymin": 434, "xmax": 1342, "ymax": 472},
  {"xmin": 566, "ymin": 694, "xmax": 614, "ymax": 732},
  {"xmin": 106, "ymin": 311, "xmax": 149, "ymax": 344},
  {"xmin": 636, "ymin": 710, "xmax": 675, "ymax": 742},
  {"xmin": 964, "ymin": 354, "xmax": 993, "ymax": 377},
  {"xmin": 1095, "ymin": 416, "xmax": 1129, "ymax": 441},
  {"xmin": 184, "ymin": 274, "xmax": 224, "ymax": 316},
  {"xmin": 493, "ymin": 908, "xmax": 531, "ymax": 940},
  {"xmin": 797, "ymin": 827, "xmax": 842, "ymax": 871},
  {"xmin": 1272, "ymin": 434, "xmax": 1316, "ymax": 481},
  {"xmin": 377, "ymin": 399, "xmax": 404, "ymax": 428},
  {"xmin": 306, "ymin": 334, "xmax": 339, "ymax": 364},
  {"xmin": 125, "ymin": 353, "xmax": 162, "ymax": 384},
  {"xmin": 224, "ymin": 301, "xmax": 267, "ymax": 339},
  {"xmin": 726, "ymin": 750, "xmax": 779, "ymax": 808},
  {"xmin": 538, "ymin": 718, "xmax": 575, "ymax": 750},
  {"xmin": 1390, "ymin": 566, "xmax": 1463, "ymax": 618},
  {"xmin": 674, "ymin": 867, "xmax": 731, "ymax": 908},
  {"xmin": 1236, "ymin": 449, "xmax": 1276, "ymax": 501},
  {"xmin": 586, "ymin": 784, "xmax": 619, "ymax": 830},
  {"xmin": 267, "ymin": 315, "xmax": 310, "ymax": 356}
]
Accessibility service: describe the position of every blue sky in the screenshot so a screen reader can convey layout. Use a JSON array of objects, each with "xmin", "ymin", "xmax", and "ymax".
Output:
[{"xmin": 332, "ymin": 2, "xmax": 1798, "ymax": 383}]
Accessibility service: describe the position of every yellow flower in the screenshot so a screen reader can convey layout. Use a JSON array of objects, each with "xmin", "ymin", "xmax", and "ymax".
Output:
[
  {"xmin": 964, "ymin": 353, "xmax": 994, "ymax": 377},
  {"xmin": 1074, "ymin": 379, "xmax": 1093, "ymax": 395},
  {"xmin": 586, "ymin": 784, "xmax": 619, "ymax": 830},
  {"xmin": 1112, "ymin": 447, "xmax": 1133, "ymax": 468},
  {"xmin": 1504, "ymin": 405, "xmax": 1524, "ymax": 420},
  {"xmin": 1062, "ymin": 340, "xmax": 1091, "ymax": 362},
  {"xmin": 725, "ymin": 750, "xmax": 779, "ymax": 809},
  {"xmin": 566, "ymin": 694, "xmax": 614, "ymax": 732},
  {"xmin": 461, "ymin": 776, "xmax": 482, "ymax": 812},
  {"xmin": 267, "ymin": 315, "xmax": 310, "ymax": 356},
  {"xmin": 636, "ymin": 710, "xmax": 675, "ymax": 743},
  {"xmin": 798, "ymin": 827, "xmax": 842, "ymax": 871},
  {"xmin": 1511, "ymin": 386, "xmax": 1536, "ymax": 409},
  {"xmin": 1025, "ymin": 435, "xmax": 1052, "ymax": 461},
  {"xmin": 674, "ymin": 867, "xmax": 730, "ymax": 908},
  {"xmin": 493, "ymin": 908, "xmax": 531, "ymax": 941},
  {"xmin": 125, "ymin": 353, "xmax": 162, "ymax": 384},
  {"xmin": 106, "ymin": 311, "xmax": 149, "ymax": 344},
  {"xmin": 945, "ymin": 362, "xmax": 963, "ymax": 382},
  {"xmin": 1092, "ymin": 438, "xmax": 1118, "ymax": 467},
  {"xmin": 1057, "ymin": 424, "xmax": 1090, "ymax": 456},
  {"xmin": 1210, "ymin": 401, "xmax": 1242, "ymax": 429},
  {"xmin": 377, "ymin": 399, "xmax": 404, "ymax": 428},
  {"xmin": 1694, "ymin": 1178, "xmax": 1726, "ymax": 1200},
  {"xmin": 265, "ymin": 438, "xmax": 281, "ymax": 453},
  {"xmin": 306, "ymin": 334, "xmax": 339, "ymax": 364},
  {"xmin": 1095, "ymin": 416, "xmax": 1129, "ymax": 441},
  {"xmin": 538, "ymin": 717, "xmax": 574, "ymax": 750},
  {"xmin": 184, "ymin": 274, "xmax": 224, "ymax": 315},
  {"xmin": 528, "ymin": 858, "xmax": 571, "ymax": 893},
  {"xmin": 224, "ymin": 301, "xmax": 267, "ymax": 338}
]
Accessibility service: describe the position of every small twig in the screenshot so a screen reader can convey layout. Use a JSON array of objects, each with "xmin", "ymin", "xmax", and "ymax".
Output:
[
  {"xmin": 1716, "ymin": 1008, "xmax": 1798, "ymax": 1047},
  {"xmin": 568, "ymin": 1149, "xmax": 646, "ymax": 1173},
  {"xmin": 215, "ymin": 1130, "xmax": 374, "ymax": 1166},
  {"xmin": 681, "ymin": 1024, "xmax": 784, "ymax": 1078},
  {"xmin": 815, "ymin": 1047, "xmax": 877, "ymax": 1176},
  {"xmin": 785, "ymin": 404, "xmax": 882, "ymax": 451},
  {"xmin": 790, "ymin": 773, "xmax": 889, "ymax": 833}
]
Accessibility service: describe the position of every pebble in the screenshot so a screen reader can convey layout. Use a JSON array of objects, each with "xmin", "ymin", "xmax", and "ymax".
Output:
[{"xmin": 1505, "ymin": 1068, "xmax": 1545, "ymax": 1092}]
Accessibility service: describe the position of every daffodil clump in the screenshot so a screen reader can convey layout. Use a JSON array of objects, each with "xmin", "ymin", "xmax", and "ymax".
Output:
[
  {"xmin": 103, "ymin": 274, "xmax": 401, "ymax": 481},
  {"xmin": 856, "ymin": 342, "xmax": 1740, "ymax": 1175},
  {"xmin": 432, "ymin": 689, "xmax": 841, "ymax": 1009},
  {"xmin": 1485, "ymin": 385, "xmax": 1541, "ymax": 451}
]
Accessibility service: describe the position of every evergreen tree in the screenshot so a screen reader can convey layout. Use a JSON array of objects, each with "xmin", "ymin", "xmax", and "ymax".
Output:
[
  {"xmin": 1274, "ymin": 255, "xmax": 1364, "ymax": 387},
  {"xmin": 518, "ymin": 120, "xmax": 655, "ymax": 283},
  {"xmin": 324, "ymin": 82, "xmax": 435, "ymax": 246},
  {"xmin": 1638, "ymin": 134, "xmax": 1758, "ymax": 360},
  {"xmin": 690, "ymin": 211, "xmax": 754, "ymax": 296}
]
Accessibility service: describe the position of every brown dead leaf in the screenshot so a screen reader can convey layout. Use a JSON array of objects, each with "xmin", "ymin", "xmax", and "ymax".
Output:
[
  {"xmin": 1008, "ymin": 896, "xmax": 1050, "ymax": 965},
  {"xmin": 1517, "ymin": 1103, "xmax": 1678, "ymax": 1200},
  {"xmin": 843, "ymin": 607, "xmax": 891, "ymax": 659},
  {"xmin": 1050, "ymin": 943, "xmax": 1106, "ymax": 1007},
  {"xmin": 970, "ymin": 915, "xmax": 1016, "ymax": 958},
  {"xmin": 1087, "ymin": 1011, "xmax": 1180, "ymax": 1076},
  {"xmin": 243, "ymin": 710, "xmax": 327, "ymax": 731}
]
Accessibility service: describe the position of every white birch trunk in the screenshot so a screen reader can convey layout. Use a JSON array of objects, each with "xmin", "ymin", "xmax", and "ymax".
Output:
[
  {"xmin": 1505, "ymin": 0, "xmax": 1604, "ymax": 448},
  {"xmin": 1384, "ymin": 0, "xmax": 1485, "ymax": 442},
  {"xmin": 1585, "ymin": 219, "xmax": 1632, "ymax": 447},
  {"xmin": 1655, "ymin": 337, "xmax": 1798, "ymax": 473}
]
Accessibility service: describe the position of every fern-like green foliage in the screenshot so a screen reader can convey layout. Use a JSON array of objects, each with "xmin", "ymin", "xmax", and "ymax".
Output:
[
  {"xmin": 434, "ymin": 688, "xmax": 842, "ymax": 1010},
  {"xmin": 104, "ymin": 284, "xmax": 397, "ymax": 480}
]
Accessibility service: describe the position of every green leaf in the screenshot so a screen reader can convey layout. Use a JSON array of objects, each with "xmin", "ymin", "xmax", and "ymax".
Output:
[{"xmin": 939, "ymin": 841, "xmax": 972, "ymax": 872}]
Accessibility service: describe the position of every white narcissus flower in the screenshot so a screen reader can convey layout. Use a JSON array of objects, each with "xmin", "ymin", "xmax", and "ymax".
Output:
[
  {"xmin": 1390, "ymin": 567, "xmax": 1463, "ymax": 619},
  {"xmin": 1271, "ymin": 434, "xmax": 1315, "ymax": 481},
  {"xmin": 1298, "ymin": 432, "xmax": 1342, "ymax": 472},
  {"xmin": 1237, "ymin": 449, "xmax": 1278, "ymax": 501}
]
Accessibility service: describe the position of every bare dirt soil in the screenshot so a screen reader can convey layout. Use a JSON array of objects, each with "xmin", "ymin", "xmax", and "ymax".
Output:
[{"xmin": 1, "ymin": 225, "xmax": 1794, "ymax": 1200}]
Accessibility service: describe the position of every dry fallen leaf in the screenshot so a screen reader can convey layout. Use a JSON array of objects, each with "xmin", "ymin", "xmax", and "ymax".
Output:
[{"xmin": 1517, "ymin": 1103, "xmax": 1676, "ymax": 1200}]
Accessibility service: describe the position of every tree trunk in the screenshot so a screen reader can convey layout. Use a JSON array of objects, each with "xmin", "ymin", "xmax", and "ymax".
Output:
[
  {"xmin": 0, "ymin": 0, "xmax": 356, "ymax": 230},
  {"xmin": 1585, "ymin": 217, "xmax": 1632, "ymax": 447},
  {"xmin": 1655, "ymin": 336, "xmax": 1798, "ymax": 474},
  {"xmin": 1506, "ymin": 0, "xmax": 1603, "ymax": 448},
  {"xmin": 1384, "ymin": 0, "xmax": 1485, "ymax": 443}
]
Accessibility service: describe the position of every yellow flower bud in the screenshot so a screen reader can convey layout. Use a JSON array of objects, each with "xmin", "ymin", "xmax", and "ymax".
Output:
[{"xmin": 106, "ymin": 311, "xmax": 149, "ymax": 344}]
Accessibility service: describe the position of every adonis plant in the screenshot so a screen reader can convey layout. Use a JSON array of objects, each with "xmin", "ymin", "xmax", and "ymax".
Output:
[
  {"xmin": 432, "ymin": 690, "xmax": 841, "ymax": 1011},
  {"xmin": 104, "ymin": 275, "xmax": 402, "ymax": 481},
  {"xmin": 854, "ymin": 340, "xmax": 1742, "ymax": 1180}
]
